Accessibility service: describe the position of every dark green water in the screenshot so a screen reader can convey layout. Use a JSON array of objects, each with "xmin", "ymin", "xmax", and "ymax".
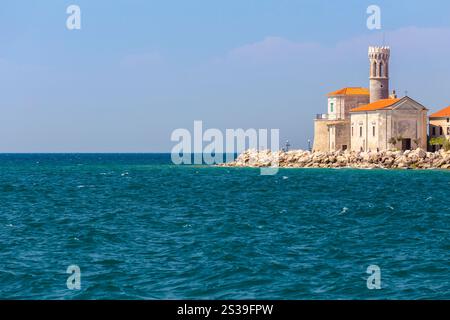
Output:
[{"xmin": 0, "ymin": 154, "xmax": 448, "ymax": 299}]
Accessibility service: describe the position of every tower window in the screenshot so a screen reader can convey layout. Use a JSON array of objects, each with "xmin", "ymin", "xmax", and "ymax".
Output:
[
  {"xmin": 373, "ymin": 126, "xmax": 376, "ymax": 137},
  {"xmin": 359, "ymin": 127, "xmax": 363, "ymax": 137},
  {"xmin": 330, "ymin": 103, "xmax": 334, "ymax": 113},
  {"xmin": 351, "ymin": 127, "xmax": 354, "ymax": 137}
]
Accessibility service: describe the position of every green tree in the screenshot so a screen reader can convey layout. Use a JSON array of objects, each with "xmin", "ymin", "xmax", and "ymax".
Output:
[{"xmin": 430, "ymin": 137, "xmax": 446, "ymax": 150}]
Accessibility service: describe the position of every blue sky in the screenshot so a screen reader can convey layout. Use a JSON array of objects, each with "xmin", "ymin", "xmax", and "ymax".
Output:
[{"xmin": 1, "ymin": 0, "xmax": 450, "ymax": 152}]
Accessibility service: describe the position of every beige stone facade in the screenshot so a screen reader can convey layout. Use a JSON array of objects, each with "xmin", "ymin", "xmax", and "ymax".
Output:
[{"xmin": 313, "ymin": 119, "xmax": 351, "ymax": 152}]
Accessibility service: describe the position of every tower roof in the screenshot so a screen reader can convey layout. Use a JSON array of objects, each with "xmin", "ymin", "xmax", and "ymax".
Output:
[
  {"xmin": 327, "ymin": 87, "xmax": 369, "ymax": 97},
  {"xmin": 350, "ymin": 98, "xmax": 400, "ymax": 112},
  {"xmin": 430, "ymin": 106, "xmax": 450, "ymax": 118}
]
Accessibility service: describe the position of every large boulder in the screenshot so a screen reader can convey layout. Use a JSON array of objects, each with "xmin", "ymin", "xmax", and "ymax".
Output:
[{"xmin": 409, "ymin": 148, "xmax": 427, "ymax": 159}]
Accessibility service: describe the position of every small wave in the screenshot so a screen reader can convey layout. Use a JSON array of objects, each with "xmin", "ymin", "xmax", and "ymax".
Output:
[
  {"xmin": 282, "ymin": 176, "xmax": 289, "ymax": 180},
  {"xmin": 339, "ymin": 207, "xmax": 349, "ymax": 215}
]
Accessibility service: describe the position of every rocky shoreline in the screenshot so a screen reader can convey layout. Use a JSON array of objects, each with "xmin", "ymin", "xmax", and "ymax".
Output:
[{"xmin": 220, "ymin": 148, "xmax": 450, "ymax": 170}]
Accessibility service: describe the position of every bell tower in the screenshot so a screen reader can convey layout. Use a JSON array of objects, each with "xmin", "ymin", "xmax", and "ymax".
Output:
[{"xmin": 368, "ymin": 46, "xmax": 390, "ymax": 103}]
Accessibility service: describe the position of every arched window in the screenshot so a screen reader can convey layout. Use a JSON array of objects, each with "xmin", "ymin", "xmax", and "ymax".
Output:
[
  {"xmin": 379, "ymin": 62, "xmax": 384, "ymax": 77},
  {"xmin": 372, "ymin": 61, "xmax": 377, "ymax": 77}
]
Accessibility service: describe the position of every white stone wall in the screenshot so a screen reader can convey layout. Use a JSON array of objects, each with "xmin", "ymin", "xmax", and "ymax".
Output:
[
  {"xmin": 328, "ymin": 121, "xmax": 350, "ymax": 151},
  {"xmin": 351, "ymin": 107, "xmax": 428, "ymax": 151},
  {"xmin": 351, "ymin": 112, "xmax": 372, "ymax": 151},
  {"xmin": 329, "ymin": 125, "xmax": 335, "ymax": 150},
  {"xmin": 390, "ymin": 109, "xmax": 427, "ymax": 150}
]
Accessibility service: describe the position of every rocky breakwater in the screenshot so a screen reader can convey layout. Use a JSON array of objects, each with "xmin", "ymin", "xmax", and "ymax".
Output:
[{"xmin": 221, "ymin": 148, "xmax": 450, "ymax": 169}]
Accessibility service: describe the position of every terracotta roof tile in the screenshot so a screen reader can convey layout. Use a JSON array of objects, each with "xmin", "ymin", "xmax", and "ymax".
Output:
[
  {"xmin": 350, "ymin": 98, "xmax": 400, "ymax": 112},
  {"xmin": 327, "ymin": 87, "xmax": 369, "ymax": 97},
  {"xmin": 430, "ymin": 106, "xmax": 450, "ymax": 118}
]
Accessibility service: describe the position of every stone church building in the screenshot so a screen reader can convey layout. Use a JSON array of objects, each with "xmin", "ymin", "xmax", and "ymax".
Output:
[{"xmin": 313, "ymin": 46, "xmax": 428, "ymax": 152}]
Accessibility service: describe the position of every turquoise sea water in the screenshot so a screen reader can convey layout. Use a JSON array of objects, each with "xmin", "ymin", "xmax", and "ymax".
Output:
[{"xmin": 0, "ymin": 154, "xmax": 448, "ymax": 299}]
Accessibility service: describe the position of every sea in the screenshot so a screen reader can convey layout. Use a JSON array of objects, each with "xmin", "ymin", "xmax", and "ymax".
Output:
[{"xmin": 0, "ymin": 153, "xmax": 448, "ymax": 299}]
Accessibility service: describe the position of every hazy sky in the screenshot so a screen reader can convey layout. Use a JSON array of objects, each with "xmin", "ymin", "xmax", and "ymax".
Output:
[{"xmin": 1, "ymin": 0, "xmax": 450, "ymax": 152}]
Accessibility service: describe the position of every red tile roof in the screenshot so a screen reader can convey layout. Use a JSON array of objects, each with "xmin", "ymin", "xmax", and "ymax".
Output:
[
  {"xmin": 327, "ymin": 87, "xmax": 369, "ymax": 97},
  {"xmin": 350, "ymin": 98, "xmax": 400, "ymax": 112},
  {"xmin": 430, "ymin": 106, "xmax": 450, "ymax": 118}
]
